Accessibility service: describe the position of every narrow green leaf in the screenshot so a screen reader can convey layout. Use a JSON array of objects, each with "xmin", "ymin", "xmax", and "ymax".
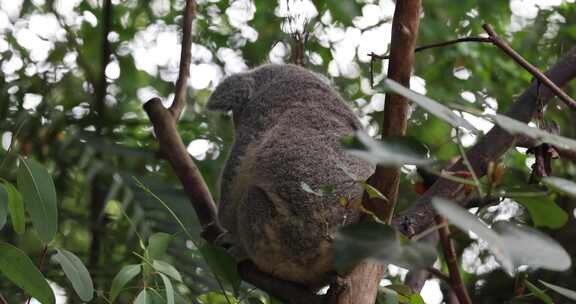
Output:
[
  {"xmin": 381, "ymin": 79, "xmax": 478, "ymax": 132},
  {"xmin": 147, "ymin": 232, "xmax": 172, "ymax": 260},
  {"xmin": 333, "ymin": 221, "xmax": 437, "ymax": 273},
  {"xmin": 0, "ymin": 184, "xmax": 8, "ymax": 230},
  {"xmin": 433, "ymin": 197, "xmax": 572, "ymax": 275},
  {"xmin": 17, "ymin": 158, "xmax": 58, "ymax": 243},
  {"xmin": 110, "ymin": 264, "xmax": 141, "ymax": 302},
  {"xmin": 3, "ymin": 181, "xmax": 25, "ymax": 234},
  {"xmin": 158, "ymin": 273, "xmax": 175, "ymax": 304},
  {"xmin": 492, "ymin": 114, "xmax": 576, "ymax": 150},
  {"xmin": 539, "ymin": 280, "xmax": 576, "ymax": 301},
  {"xmin": 514, "ymin": 196, "xmax": 568, "ymax": 229},
  {"xmin": 344, "ymin": 132, "xmax": 433, "ymax": 166},
  {"xmin": 134, "ymin": 288, "xmax": 150, "ymax": 304},
  {"xmin": 152, "ymin": 260, "xmax": 182, "ymax": 282},
  {"xmin": 360, "ymin": 182, "xmax": 388, "ymax": 202},
  {"xmin": 542, "ymin": 177, "xmax": 576, "ymax": 198},
  {"xmin": 524, "ymin": 280, "xmax": 553, "ymax": 304},
  {"xmin": 197, "ymin": 291, "xmax": 237, "ymax": 304},
  {"xmin": 0, "ymin": 242, "xmax": 55, "ymax": 304},
  {"xmin": 53, "ymin": 249, "xmax": 94, "ymax": 301},
  {"xmin": 199, "ymin": 243, "xmax": 242, "ymax": 295}
]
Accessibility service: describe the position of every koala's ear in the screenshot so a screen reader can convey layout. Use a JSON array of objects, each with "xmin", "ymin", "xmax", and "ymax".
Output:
[{"xmin": 207, "ymin": 74, "xmax": 255, "ymax": 112}]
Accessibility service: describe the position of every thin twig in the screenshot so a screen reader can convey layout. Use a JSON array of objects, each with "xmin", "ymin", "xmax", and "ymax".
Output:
[
  {"xmin": 436, "ymin": 215, "xmax": 472, "ymax": 304},
  {"xmin": 169, "ymin": 0, "xmax": 196, "ymax": 119},
  {"xmin": 26, "ymin": 246, "xmax": 49, "ymax": 304},
  {"xmin": 426, "ymin": 267, "xmax": 450, "ymax": 283},
  {"xmin": 369, "ymin": 37, "xmax": 491, "ymax": 60},
  {"xmin": 482, "ymin": 24, "xmax": 576, "ymax": 110}
]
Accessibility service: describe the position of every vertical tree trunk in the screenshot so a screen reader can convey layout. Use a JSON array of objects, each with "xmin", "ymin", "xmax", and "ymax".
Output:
[{"xmin": 334, "ymin": 1, "xmax": 422, "ymax": 303}]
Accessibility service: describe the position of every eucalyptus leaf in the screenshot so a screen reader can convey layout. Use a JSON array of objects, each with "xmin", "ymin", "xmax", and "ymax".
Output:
[
  {"xmin": 525, "ymin": 280, "xmax": 553, "ymax": 304},
  {"xmin": 199, "ymin": 243, "xmax": 242, "ymax": 295},
  {"xmin": 542, "ymin": 176, "xmax": 576, "ymax": 198},
  {"xmin": 147, "ymin": 232, "xmax": 172, "ymax": 260},
  {"xmin": 380, "ymin": 79, "xmax": 478, "ymax": 132},
  {"xmin": 134, "ymin": 288, "xmax": 150, "ymax": 304},
  {"xmin": 0, "ymin": 185, "xmax": 8, "ymax": 230},
  {"xmin": 333, "ymin": 221, "xmax": 437, "ymax": 273},
  {"xmin": 158, "ymin": 273, "xmax": 175, "ymax": 304},
  {"xmin": 514, "ymin": 196, "xmax": 568, "ymax": 229},
  {"xmin": 110, "ymin": 264, "xmax": 142, "ymax": 302},
  {"xmin": 0, "ymin": 242, "xmax": 55, "ymax": 304},
  {"xmin": 17, "ymin": 158, "xmax": 58, "ymax": 243},
  {"xmin": 152, "ymin": 260, "xmax": 182, "ymax": 282},
  {"xmin": 492, "ymin": 114, "xmax": 576, "ymax": 150},
  {"xmin": 2, "ymin": 181, "xmax": 25, "ymax": 234},
  {"xmin": 53, "ymin": 249, "xmax": 94, "ymax": 301},
  {"xmin": 432, "ymin": 197, "xmax": 571, "ymax": 275},
  {"xmin": 344, "ymin": 132, "xmax": 432, "ymax": 166},
  {"xmin": 539, "ymin": 280, "xmax": 576, "ymax": 301}
]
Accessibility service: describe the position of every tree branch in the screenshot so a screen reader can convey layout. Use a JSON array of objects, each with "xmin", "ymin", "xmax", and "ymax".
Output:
[
  {"xmin": 333, "ymin": 1, "xmax": 422, "ymax": 304},
  {"xmin": 436, "ymin": 215, "xmax": 471, "ymax": 304},
  {"xmin": 482, "ymin": 24, "xmax": 576, "ymax": 110},
  {"xmin": 369, "ymin": 37, "xmax": 491, "ymax": 60},
  {"xmin": 169, "ymin": 0, "xmax": 195, "ymax": 119}
]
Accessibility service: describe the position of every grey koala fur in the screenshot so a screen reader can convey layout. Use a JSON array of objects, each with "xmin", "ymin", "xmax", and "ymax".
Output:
[{"xmin": 207, "ymin": 64, "xmax": 374, "ymax": 286}]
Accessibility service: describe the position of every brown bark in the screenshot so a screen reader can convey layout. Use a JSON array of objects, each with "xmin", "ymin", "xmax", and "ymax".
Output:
[{"xmin": 333, "ymin": 1, "xmax": 422, "ymax": 304}]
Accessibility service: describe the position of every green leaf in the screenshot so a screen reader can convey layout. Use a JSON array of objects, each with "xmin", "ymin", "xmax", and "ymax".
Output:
[
  {"xmin": 380, "ymin": 79, "xmax": 478, "ymax": 132},
  {"xmin": 359, "ymin": 182, "xmax": 388, "ymax": 202},
  {"xmin": 333, "ymin": 221, "xmax": 437, "ymax": 273},
  {"xmin": 152, "ymin": 260, "xmax": 182, "ymax": 282},
  {"xmin": 514, "ymin": 196, "xmax": 568, "ymax": 229},
  {"xmin": 524, "ymin": 280, "xmax": 553, "ymax": 304},
  {"xmin": 17, "ymin": 158, "xmax": 58, "ymax": 243},
  {"xmin": 110, "ymin": 264, "xmax": 142, "ymax": 302},
  {"xmin": 147, "ymin": 232, "xmax": 172, "ymax": 260},
  {"xmin": 0, "ymin": 242, "xmax": 55, "ymax": 304},
  {"xmin": 0, "ymin": 184, "xmax": 8, "ymax": 230},
  {"xmin": 492, "ymin": 114, "xmax": 576, "ymax": 150},
  {"xmin": 199, "ymin": 243, "xmax": 242, "ymax": 295},
  {"xmin": 539, "ymin": 280, "xmax": 576, "ymax": 301},
  {"xmin": 134, "ymin": 288, "xmax": 150, "ymax": 304},
  {"xmin": 197, "ymin": 291, "xmax": 238, "ymax": 304},
  {"xmin": 432, "ymin": 197, "xmax": 571, "ymax": 275},
  {"xmin": 53, "ymin": 249, "xmax": 94, "ymax": 302},
  {"xmin": 158, "ymin": 273, "xmax": 175, "ymax": 304},
  {"xmin": 542, "ymin": 176, "xmax": 576, "ymax": 198},
  {"xmin": 376, "ymin": 288, "xmax": 399, "ymax": 304},
  {"xmin": 343, "ymin": 132, "xmax": 433, "ymax": 166},
  {"xmin": 2, "ymin": 181, "xmax": 25, "ymax": 234}
]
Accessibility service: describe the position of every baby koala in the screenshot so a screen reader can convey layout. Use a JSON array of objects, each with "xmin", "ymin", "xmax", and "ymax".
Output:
[{"xmin": 207, "ymin": 64, "xmax": 373, "ymax": 286}]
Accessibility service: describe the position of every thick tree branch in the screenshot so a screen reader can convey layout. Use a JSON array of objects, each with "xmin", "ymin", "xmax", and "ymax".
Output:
[
  {"xmin": 393, "ymin": 46, "xmax": 576, "ymax": 238},
  {"xmin": 482, "ymin": 24, "xmax": 576, "ymax": 110},
  {"xmin": 333, "ymin": 1, "xmax": 422, "ymax": 304}
]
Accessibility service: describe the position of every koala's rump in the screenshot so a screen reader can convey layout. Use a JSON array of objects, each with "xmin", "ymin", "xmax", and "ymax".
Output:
[{"xmin": 233, "ymin": 111, "xmax": 371, "ymax": 285}]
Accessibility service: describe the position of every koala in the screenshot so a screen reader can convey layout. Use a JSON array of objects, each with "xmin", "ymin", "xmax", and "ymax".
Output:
[{"xmin": 207, "ymin": 64, "xmax": 374, "ymax": 286}]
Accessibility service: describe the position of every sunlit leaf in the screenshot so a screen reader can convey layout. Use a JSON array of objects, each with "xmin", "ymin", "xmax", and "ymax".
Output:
[
  {"xmin": 110, "ymin": 264, "xmax": 142, "ymax": 302},
  {"xmin": 147, "ymin": 232, "xmax": 172, "ymax": 260},
  {"xmin": 0, "ymin": 242, "xmax": 55, "ymax": 304},
  {"xmin": 152, "ymin": 260, "xmax": 182, "ymax": 282},
  {"xmin": 492, "ymin": 114, "xmax": 576, "ymax": 150},
  {"xmin": 17, "ymin": 158, "xmax": 58, "ymax": 243},
  {"xmin": 542, "ymin": 176, "xmax": 576, "ymax": 198},
  {"xmin": 333, "ymin": 221, "xmax": 437, "ymax": 273},
  {"xmin": 432, "ymin": 197, "xmax": 571, "ymax": 275},
  {"xmin": 158, "ymin": 273, "xmax": 175, "ymax": 304},
  {"xmin": 197, "ymin": 291, "xmax": 238, "ymax": 304},
  {"xmin": 514, "ymin": 197, "xmax": 568, "ymax": 229},
  {"xmin": 380, "ymin": 79, "xmax": 478, "ymax": 132},
  {"xmin": 2, "ymin": 181, "xmax": 25, "ymax": 234},
  {"xmin": 199, "ymin": 243, "xmax": 242, "ymax": 295},
  {"xmin": 53, "ymin": 249, "xmax": 94, "ymax": 301},
  {"xmin": 344, "ymin": 132, "xmax": 433, "ymax": 166},
  {"xmin": 539, "ymin": 280, "xmax": 576, "ymax": 301}
]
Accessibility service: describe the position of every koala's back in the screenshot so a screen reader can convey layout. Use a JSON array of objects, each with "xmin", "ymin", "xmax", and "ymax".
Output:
[{"xmin": 211, "ymin": 64, "xmax": 374, "ymax": 285}]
